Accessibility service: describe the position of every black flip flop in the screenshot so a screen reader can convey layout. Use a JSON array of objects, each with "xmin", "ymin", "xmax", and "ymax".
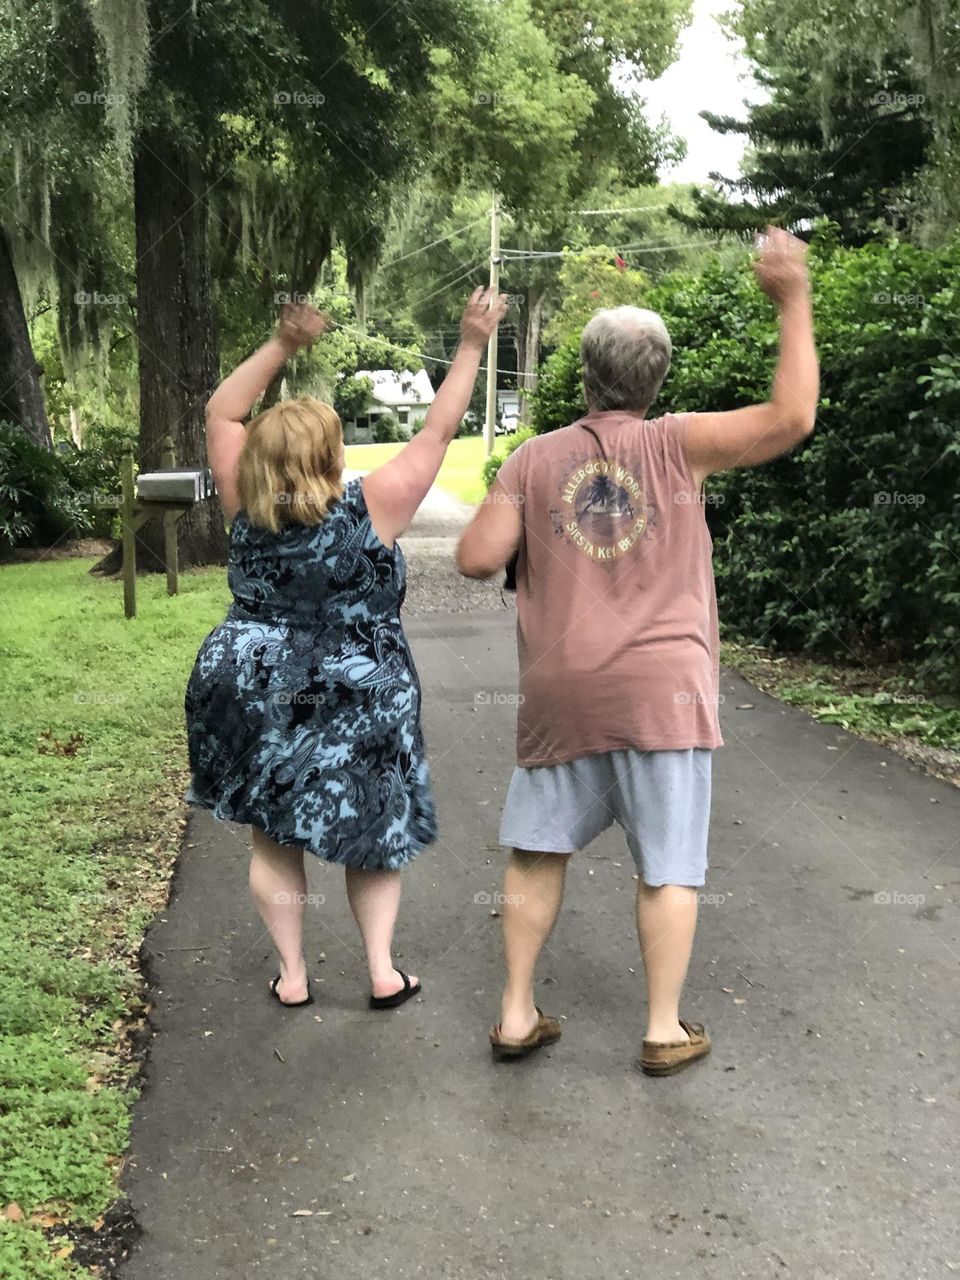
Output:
[
  {"xmin": 368, "ymin": 970, "xmax": 421, "ymax": 1010},
  {"xmin": 269, "ymin": 975, "xmax": 314, "ymax": 1008}
]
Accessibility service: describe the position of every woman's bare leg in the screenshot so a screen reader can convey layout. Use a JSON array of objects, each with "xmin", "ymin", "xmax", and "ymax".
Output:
[
  {"xmin": 250, "ymin": 826, "xmax": 309, "ymax": 1004},
  {"xmin": 345, "ymin": 866, "xmax": 418, "ymax": 999}
]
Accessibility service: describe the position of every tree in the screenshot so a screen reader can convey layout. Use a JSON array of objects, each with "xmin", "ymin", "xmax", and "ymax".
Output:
[
  {"xmin": 671, "ymin": 51, "xmax": 932, "ymax": 244},
  {"xmin": 728, "ymin": 0, "xmax": 959, "ymax": 237},
  {"xmin": 81, "ymin": 0, "xmax": 490, "ymax": 568},
  {"xmin": 0, "ymin": 227, "xmax": 51, "ymax": 447}
]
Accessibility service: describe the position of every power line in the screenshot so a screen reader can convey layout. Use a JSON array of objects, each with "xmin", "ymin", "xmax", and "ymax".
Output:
[
  {"xmin": 500, "ymin": 238, "xmax": 725, "ymax": 260},
  {"xmin": 379, "ymin": 215, "xmax": 490, "ymax": 269},
  {"xmin": 575, "ymin": 205, "xmax": 667, "ymax": 215},
  {"xmin": 334, "ymin": 322, "xmax": 522, "ymax": 378}
]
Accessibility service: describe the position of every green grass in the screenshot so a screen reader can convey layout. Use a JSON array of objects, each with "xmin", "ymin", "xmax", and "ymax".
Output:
[
  {"xmin": 345, "ymin": 434, "xmax": 488, "ymax": 505},
  {"xmin": 0, "ymin": 558, "xmax": 230, "ymax": 1277},
  {"xmin": 722, "ymin": 643, "xmax": 960, "ymax": 751}
]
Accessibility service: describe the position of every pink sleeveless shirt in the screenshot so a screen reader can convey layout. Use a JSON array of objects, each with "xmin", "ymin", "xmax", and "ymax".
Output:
[{"xmin": 494, "ymin": 410, "xmax": 722, "ymax": 767}]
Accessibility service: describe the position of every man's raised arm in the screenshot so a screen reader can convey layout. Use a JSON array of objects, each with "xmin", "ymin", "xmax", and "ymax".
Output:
[{"xmin": 684, "ymin": 226, "xmax": 819, "ymax": 486}]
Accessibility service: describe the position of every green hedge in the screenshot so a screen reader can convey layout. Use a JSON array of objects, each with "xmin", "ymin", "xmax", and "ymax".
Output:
[
  {"xmin": 524, "ymin": 229, "xmax": 960, "ymax": 691},
  {"xmin": 481, "ymin": 426, "xmax": 535, "ymax": 489},
  {"xmin": 0, "ymin": 424, "xmax": 125, "ymax": 550}
]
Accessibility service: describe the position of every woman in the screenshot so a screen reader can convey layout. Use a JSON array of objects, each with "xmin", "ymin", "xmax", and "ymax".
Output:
[{"xmin": 186, "ymin": 288, "xmax": 507, "ymax": 1009}]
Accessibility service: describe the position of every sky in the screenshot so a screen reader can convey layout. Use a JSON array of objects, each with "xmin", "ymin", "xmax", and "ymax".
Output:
[{"xmin": 638, "ymin": 0, "xmax": 766, "ymax": 184}]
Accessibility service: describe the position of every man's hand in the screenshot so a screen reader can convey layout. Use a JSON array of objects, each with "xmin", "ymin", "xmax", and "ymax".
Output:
[
  {"xmin": 278, "ymin": 302, "xmax": 331, "ymax": 355},
  {"xmin": 753, "ymin": 226, "xmax": 810, "ymax": 307},
  {"xmin": 460, "ymin": 286, "xmax": 509, "ymax": 350}
]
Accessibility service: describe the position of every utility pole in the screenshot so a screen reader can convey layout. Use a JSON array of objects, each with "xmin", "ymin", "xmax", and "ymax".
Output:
[{"xmin": 483, "ymin": 191, "xmax": 501, "ymax": 457}]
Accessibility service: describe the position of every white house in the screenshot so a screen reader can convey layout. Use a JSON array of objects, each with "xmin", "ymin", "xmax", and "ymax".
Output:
[{"xmin": 343, "ymin": 369, "xmax": 436, "ymax": 443}]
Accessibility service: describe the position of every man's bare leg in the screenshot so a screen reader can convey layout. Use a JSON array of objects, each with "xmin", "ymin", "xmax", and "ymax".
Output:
[
  {"xmin": 636, "ymin": 883, "xmax": 698, "ymax": 1042},
  {"xmin": 499, "ymin": 850, "xmax": 568, "ymax": 1041}
]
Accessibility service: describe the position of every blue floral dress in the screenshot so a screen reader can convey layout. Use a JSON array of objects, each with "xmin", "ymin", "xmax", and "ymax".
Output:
[{"xmin": 185, "ymin": 479, "xmax": 436, "ymax": 870}]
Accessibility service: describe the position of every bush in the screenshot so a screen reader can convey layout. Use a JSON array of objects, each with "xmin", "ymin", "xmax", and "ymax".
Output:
[
  {"xmin": 0, "ymin": 423, "xmax": 126, "ymax": 550},
  {"xmin": 482, "ymin": 426, "xmax": 535, "ymax": 489},
  {"xmin": 528, "ymin": 338, "xmax": 585, "ymax": 435},
  {"xmin": 0, "ymin": 423, "xmax": 87, "ymax": 550},
  {"xmin": 524, "ymin": 230, "xmax": 960, "ymax": 691},
  {"xmin": 372, "ymin": 412, "xmax": 408, "ymax": 444}
]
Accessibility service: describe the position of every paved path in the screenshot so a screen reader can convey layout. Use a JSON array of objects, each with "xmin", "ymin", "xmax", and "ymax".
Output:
[{"xmin": 122, "ymin": 505, "xmax": 960, "ymax": 1280}]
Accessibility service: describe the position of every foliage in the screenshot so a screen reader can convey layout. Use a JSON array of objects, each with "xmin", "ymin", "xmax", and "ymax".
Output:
[
  {"xmin": 0, "ymin": 424, "xmax": 88, "ymax": 549},
  {"xmin": 528, "ymin": 340, "xmax": 586, "ymax": 435},
  {"xmin": 335, "ymin": 375, "xmax": 374, "ymax": 424},
  {"xmin": 729, "ymin": 0, "xmax": 960, "ymax": 236},
  {"xmin": 542, "ymin": 248, "xmax": 651, "ymax": 347},
  {"xmin": 674, "ymin": 52, "xmax": 932, "ymax": 244},
  {"xmin": 372, "ymin": 412, "xmax": 407, "ymax": 445},
  {"xmin": 481, "ymin": 426, "xmax": 536, "ymax": 488},
  {"xmin": 0, "ymin": 424, "xmax": 127, "ymax": 548},
  {"xmin": 723, "ymin": 643, "xmax": 960, "ymax": 749}
]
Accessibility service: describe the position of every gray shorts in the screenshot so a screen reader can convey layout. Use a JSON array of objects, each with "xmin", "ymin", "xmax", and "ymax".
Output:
[{"xmin": 499, "ymin": 749, "xmax": 711, "ymax": 886}]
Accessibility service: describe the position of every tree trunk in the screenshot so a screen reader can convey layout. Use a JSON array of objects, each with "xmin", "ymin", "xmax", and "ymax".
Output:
[
  {"xmin": 518, "ymin": 288, "xmax": 545, "ymax": 420},
  {"xmin": 128, "ymin": 132, "xmax": 229, "ymax": 571},
  {"xmin": 0, "ymin": 224, "xmax": 52, "ymax": 449},
  {"xmin": 260, "ymin": 367, "xmax": 286, "ymax": 410}
]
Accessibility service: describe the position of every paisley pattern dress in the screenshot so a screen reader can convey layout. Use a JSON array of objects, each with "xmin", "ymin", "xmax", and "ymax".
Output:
[{"xmin": 185, "ymin": 479, "xmax": 436, "ymax": 870}]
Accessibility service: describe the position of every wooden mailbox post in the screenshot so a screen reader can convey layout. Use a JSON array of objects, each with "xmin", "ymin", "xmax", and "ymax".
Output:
[{"xmin": 120, "ymin": 435, "xmax": 215, "ymax": 619}]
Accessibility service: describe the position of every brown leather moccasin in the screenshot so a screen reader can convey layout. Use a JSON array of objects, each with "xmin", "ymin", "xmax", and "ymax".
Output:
[
  {"xmin": 640, "ymin": 1019, "xmax": 711, "ymax": 1076},
  {"xmin": 490, "ymin": 1007, "xmax": 561, "ymax": 1061}
]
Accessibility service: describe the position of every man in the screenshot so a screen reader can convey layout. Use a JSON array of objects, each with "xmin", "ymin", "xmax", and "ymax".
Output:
[{"xmin": 456, "ymin": 227, "xmax": 818, "ymax": 1074}]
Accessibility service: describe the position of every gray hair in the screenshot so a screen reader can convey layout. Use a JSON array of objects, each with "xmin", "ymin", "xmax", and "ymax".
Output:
[{"xmin": 580, "ymin": 306, "xmax": 672, "ymax": 412}]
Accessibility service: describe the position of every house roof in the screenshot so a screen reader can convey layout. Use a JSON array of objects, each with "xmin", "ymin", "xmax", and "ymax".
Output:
[{"xmin": 355, "ymin": 369, "xmax": 436, "ymax": 409}]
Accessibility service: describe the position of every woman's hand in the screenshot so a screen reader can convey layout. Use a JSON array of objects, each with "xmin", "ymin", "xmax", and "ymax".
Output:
[
  {"xmin": 278, "ymin": 302, "xmax": 331, "ymax": 355},
  {"xmin": 460, "ymin": 286, "xmax": 509, "ymax": 350}
]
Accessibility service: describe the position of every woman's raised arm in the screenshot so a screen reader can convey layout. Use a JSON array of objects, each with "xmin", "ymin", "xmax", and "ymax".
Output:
[
  {"xmin": 362, "ymin": 288, "xmax": 507, "ymax": 546},
  {"xmin": 205, "ymin": 304, "xmax": 330, "ymax": 521}
]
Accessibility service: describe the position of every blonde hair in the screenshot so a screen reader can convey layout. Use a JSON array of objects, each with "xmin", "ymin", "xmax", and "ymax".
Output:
[{"xmin": 238, "ymin": 397, "xmax": 344, "ymax": 532}]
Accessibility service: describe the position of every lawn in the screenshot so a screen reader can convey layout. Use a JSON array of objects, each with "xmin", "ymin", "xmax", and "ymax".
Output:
[
  {"xmin": 345, "ymin": 434, "xmax": 489, "ymax": 505},
  {"xmin": 0, "ymin": 558, "xmax": 230, "ymax": 1278}
]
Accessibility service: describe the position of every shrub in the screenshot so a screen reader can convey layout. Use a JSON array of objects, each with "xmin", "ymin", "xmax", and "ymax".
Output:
[
  {"xmin": 0, "ymin": 423, "xmax": 87, "ymax": 550},
  {"xmin": 372, "ymin": 412, "xmax": 407, "ymax": 444},
  {"xmin": 482, "ymin": 426, "xmax": 535, "ymax": 489},
  {"xmin": 0, "ymin": 423, "xmax": 127, "ymax": 550},
  {"xmin": 528, "ymin": 338, "xmax": 585, "ymax": 435}
]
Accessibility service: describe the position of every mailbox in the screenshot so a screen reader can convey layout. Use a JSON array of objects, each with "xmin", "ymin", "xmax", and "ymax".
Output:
[{"xmin": 136, "ymin": 468, "xmax": 216, "ymax": 503}]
